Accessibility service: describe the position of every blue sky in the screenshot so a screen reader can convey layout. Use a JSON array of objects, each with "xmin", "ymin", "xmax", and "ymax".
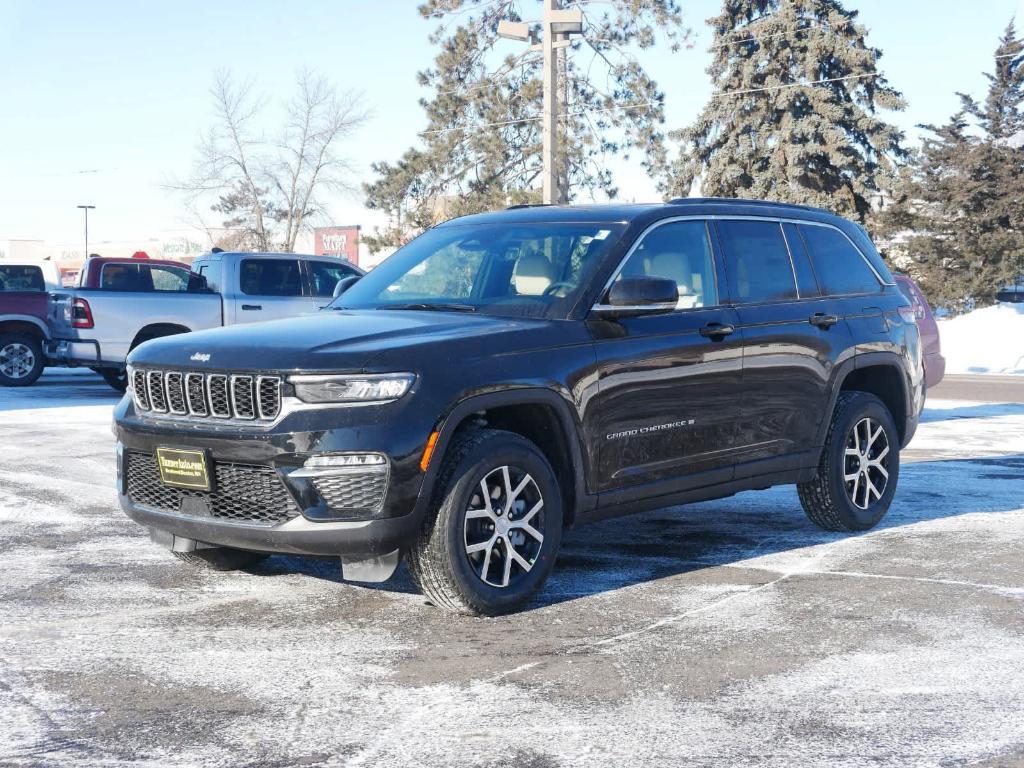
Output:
[{"xmin": 1, "ymin": 0, "xmax": 1021, "ymax": 245}]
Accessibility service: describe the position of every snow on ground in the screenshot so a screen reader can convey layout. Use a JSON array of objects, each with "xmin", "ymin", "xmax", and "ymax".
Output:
[
  {"xmin": 0, "ymin": 371, "xmax": 1023, "ymax": 766},
  {"xmin": 939, "ymin": 301, "xmax": 1024, "ymax": 375}
]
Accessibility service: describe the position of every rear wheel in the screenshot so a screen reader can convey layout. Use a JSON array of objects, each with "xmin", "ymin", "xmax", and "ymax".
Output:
[
  {"xmin": 0, "ymin": 333, "xmax": 44, "ymax": 387},
  {"xmin": 407, "ymin": 429, "xmax": 563, "ymax": 616},
  {"xmin": 798, "ymin": 392, "xmax": 900, "ymax": 531},
  {"xmin": 172, "ymin": 548, "xmax": 268, "ymax": 571},
  {"xmin": 98, "ymin": 367, "xmax": 128, "ymax": 393}
]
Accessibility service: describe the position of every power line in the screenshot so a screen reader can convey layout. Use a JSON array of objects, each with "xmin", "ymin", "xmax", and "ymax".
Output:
[{"xmin": 720, "ymin": 71, "xmax": 881, "ymax": 97}]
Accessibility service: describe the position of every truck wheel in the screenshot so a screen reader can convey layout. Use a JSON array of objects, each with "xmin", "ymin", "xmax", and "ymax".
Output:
[
  {"xmin": 407, "ymin": 429, "xmax": 563, "ymax": 616},
  {"xmin": 0, "ymin": 333, "xmax": 44, "ymax": 387},
  {"xmin": 798, "ymin": 392, "xmax": 901, "ymax": 532},
  {"xmin": 172, "ymin": 548, "xmax": 268, "ymax": 571},
  {"xmin": 98, "ymin": 368, "xmax": 128, "ymax": 393}
]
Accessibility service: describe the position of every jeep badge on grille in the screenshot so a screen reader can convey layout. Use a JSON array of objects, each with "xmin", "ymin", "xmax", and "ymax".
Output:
[{"xmin": 190, "ymin": 352, "xmax": 211, "ymax": 362}]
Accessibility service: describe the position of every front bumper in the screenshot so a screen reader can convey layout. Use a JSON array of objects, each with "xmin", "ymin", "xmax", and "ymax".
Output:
[{"xmin": 113, "ymin": 393, "xmax": 437, "ymax": 558}]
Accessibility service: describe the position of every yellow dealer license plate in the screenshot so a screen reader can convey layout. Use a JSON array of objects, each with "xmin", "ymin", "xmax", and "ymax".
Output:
[{"xmin": 156, "ymin": 447, "xmax": 212, "ymax": 491}]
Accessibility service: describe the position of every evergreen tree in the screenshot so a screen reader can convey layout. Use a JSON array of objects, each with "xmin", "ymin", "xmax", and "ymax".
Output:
[
  {"xmin": 364, "ymin": 1, "xmax": 690, "ymax": 251},
  {"xmin": 669, "ymin": 0, "xmax": 906, "ymax": 221},
  {"xmin": 875, "ymin": 21, "xmax": 1024, "ymax": 312}
]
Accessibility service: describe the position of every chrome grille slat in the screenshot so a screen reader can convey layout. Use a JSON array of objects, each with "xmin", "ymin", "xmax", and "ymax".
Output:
[
  {"xmin": 147, "ymin": 371, "xmax": 167, "ymax": 412},
  {"xmin": 166, "ymin": 372, "xmax": 187, "ymax": 414},
  {"xmin": 208, "ymin": 375, "xmax": 231, "ymax": 418},
  {"xmin": 257, "ymin": 376, "xmax": 281, "ymax": 420},
  {"xmin": 131, "ymin": 369, "xmax": 149, "ymax": 410},
  {"xmin": 230, "ymin": 375, "xmax": 256, "ymax": 420},
  {"xmin": 185, "ymin": 373, "xmax": 207, "ymax": 416},
  {"xmin": 131, "ymin": 369, "xmax": 281, "ymax": 422}
]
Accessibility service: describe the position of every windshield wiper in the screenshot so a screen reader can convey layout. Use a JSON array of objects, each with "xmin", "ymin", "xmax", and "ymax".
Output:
[{"xmin": 381, "ymin": 302, "xmax": 478, "ymax": 313}]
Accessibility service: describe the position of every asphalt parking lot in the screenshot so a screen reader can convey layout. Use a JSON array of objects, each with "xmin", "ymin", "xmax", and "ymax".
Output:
[{"xmin": 2, "ymin": 371, "xmax": 1023, "ymax": 767}]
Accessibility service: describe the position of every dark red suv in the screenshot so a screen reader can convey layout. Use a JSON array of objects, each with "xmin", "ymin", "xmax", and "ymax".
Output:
[{"xmin": 893, "ymin": 274, "xmax": 944, "ymax": 389}]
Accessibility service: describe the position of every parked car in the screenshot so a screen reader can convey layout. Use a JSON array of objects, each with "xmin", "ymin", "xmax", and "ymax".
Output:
[
  {"xmin": 114, "ymin": 199, "xmax": 924, "ymax": 615},
  {"xmin": 0, "ymin": 261, "xmax": 61, "ymax": 386},
  {"xmin": 49, "ymin": 252, "xmax": 363, "ymax": 390},
  {"xmin": 893, "ymin": 274, "xmax": 945, "ymax": 388}
]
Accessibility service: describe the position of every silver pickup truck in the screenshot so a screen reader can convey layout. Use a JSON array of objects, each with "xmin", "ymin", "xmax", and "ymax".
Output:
[{"xmin": 49, "ymin": 251, "xmax": 363, "ymax": 390}]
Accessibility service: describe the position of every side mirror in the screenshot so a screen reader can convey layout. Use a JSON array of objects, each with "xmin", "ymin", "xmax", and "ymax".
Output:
[
  {"xmin": 187, "ymin": 274, "xmax": 211, "ymax": 293},
  {"xmin": 333, "ymin": 275, "xmax": 361, "ymax": 299},
  {"xmin": 595, "ymin": 277, "xmax": 678, "ymax": 317}
]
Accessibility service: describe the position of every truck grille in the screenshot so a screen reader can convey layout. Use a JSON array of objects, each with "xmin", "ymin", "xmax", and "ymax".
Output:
[
  {"xmin": 131, "ymin": 369, "xmax": 282, "ymax": 422},
  {"xmin": 125, "ymin": 451, "xmax": 300, "ymax": 526}
]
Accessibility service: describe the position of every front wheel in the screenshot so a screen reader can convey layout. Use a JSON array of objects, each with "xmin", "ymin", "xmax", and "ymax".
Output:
[
  {"xmin": 0, "ymin": 333, "xmax": 44, "ymax": 387},
  {"xmin": 798, "ymin": 392, "xmax": 900, "ymax": 531},
  {"xmin": 407, "ymin": 429, "xmax": 563, "ymax": 616}
]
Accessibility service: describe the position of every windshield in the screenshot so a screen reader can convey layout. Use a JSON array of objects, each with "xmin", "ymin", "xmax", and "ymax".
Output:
[{"xmin": 335, "ymin": 221, "xmax": 626, "ymax": 319}]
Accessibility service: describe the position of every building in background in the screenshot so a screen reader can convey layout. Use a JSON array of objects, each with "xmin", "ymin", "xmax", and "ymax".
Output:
[{"xmin": 314, "ymin": 225, "xmax": 360, "ymax": 265}]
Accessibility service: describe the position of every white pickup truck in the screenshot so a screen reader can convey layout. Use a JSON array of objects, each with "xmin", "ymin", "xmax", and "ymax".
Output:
[{"xmin": 49, "ymin": 251, "xmax": 363, "ymax": 390}]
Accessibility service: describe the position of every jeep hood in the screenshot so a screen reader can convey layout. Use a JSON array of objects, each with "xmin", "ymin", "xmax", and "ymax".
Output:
[{"xmin": 126, "ymin": 309, "xmax": 562, "ymax": 372}]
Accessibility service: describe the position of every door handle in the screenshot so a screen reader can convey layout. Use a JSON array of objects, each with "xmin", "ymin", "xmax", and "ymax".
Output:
[
  {"xmin": 809, "ymin": 312, "xmax": 839, "ymax": 329},
  {"xmin": 699, "ymin": 322, "xmax": 735, "ymax": 338},
  {"xmin": 241, "ymin": 304, "xmax": 262, "ymax": 311}
]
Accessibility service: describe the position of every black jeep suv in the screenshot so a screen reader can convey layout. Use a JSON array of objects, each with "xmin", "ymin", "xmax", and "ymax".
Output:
[{"xmin": 114, "ymin": 199, "xmax": 923, "ymax": 615}]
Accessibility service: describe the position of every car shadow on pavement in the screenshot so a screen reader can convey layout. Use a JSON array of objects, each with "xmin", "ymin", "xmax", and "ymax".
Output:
[
  {"xmin": 0, "ymin": 373, "xmax": 122, "ymax": 411},
  {"xmin": 245, "ymin": 454, "xmax": 1024, "ymax": 610},
  {"xmin": 920, "ymin": 402, "xmax": 1024, "ymax": 422}
]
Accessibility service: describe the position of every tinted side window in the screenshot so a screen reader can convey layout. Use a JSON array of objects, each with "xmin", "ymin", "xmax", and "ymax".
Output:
[
  {"xmin": 148, "ymin": 266, "xmax": 190, "ymax": 292},
  {"xmin": 101, "ymin": 264, "xmax": 145, "ymax": 291},
  {"xmin": 309, "ymin": 261, "xmax": 358, "ymax": 297},
  {"xmin": 799, "ymin": 225, "xmax": 880, "ymax": 296},
  {"xmin": 240, "ymin": 259, "xmax": 303, "ymax": 296},
  {"xmin": 0, "ymin": 265, "xmax": 45, "ymax": 292},
  {"xmin": 782, "ymin": 223, "xmax": 820, "ymax": 297},
  {"xmin": 615, "ymin": 220, "xmax": 718, "ymax": 309},
  {"xmin": 716, "ymin": 220, "xmax": 797, "ymax": 304}
]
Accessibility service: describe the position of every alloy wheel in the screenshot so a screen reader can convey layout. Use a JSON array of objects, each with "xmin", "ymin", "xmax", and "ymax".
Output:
[
  {"xmin": 0, "ymin": 343, "xmax": 35, "ymax": 380},
  {"xmin": 844, "ymin": 416, "xmax": 890, "ymax": 510},
  {"xmin": 463, "ymin": 465, "xmax": 545, "ymax": 588}
]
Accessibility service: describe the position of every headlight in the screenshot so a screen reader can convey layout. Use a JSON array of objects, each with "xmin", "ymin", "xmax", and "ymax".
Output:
[{"xmin": 289, "ymin": 373, "xmax": 415, "ymax": 405}]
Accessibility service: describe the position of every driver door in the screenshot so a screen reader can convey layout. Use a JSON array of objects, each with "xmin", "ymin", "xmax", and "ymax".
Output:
[{"xmin": 586, "ymin": 219, "xmax": 744, "ymax": 496}]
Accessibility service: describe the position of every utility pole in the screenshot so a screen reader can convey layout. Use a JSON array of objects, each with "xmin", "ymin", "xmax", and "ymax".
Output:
[
  {"xmin": 497, "ymin": 3, "xmax": 583, "ymax": 205},
  {"xmin": 77, "ymin": 205, "xmax": 95, "ymax": 258},
  {"xmin": 541, "ymin": 0, "xmax": 560, "ymax": 205}
]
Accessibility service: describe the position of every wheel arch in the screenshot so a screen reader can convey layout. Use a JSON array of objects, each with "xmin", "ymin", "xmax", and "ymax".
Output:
[
  {"xmin": 130, "ymin": 322, "xmax": 192, "ymax": 351},
  {"xmin": 0, "ymin": 316, "xmax": 49, "ymax": 342},
  {"xmin": 819, "ymin": 353, "xmax": 912, "ymax": 450},
  {"xmin": 418, "ymin": 388, "xmax": 593, "ymax": 527}
]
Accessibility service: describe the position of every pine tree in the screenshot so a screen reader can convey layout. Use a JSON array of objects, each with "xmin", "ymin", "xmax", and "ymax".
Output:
[
  {"xmin": 363, "ymin": 1, "xmax": 690, "ymax": 251},
  {"xmin": 669, "ymin": 0, "xmax": 906, "ymax": 221},
  {"xmin": 875, "ymin": 21, "xmax": 1024, "ymax": 312}
]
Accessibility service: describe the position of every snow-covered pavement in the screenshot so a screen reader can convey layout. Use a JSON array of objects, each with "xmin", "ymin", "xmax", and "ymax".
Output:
[{"xmin": 1, "ymin": 371, "xmax": 1023, "ymax": 767}]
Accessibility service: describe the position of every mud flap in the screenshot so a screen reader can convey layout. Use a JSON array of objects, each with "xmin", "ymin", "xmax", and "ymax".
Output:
[{"xmin": 340, "ymin": 550, "xmax": 400, "ymax": 583}]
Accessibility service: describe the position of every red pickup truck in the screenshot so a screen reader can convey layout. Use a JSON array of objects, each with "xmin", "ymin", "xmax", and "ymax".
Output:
[{"xmin": 0, "ymin": 262, "xmax": 62, "ymax": 386}]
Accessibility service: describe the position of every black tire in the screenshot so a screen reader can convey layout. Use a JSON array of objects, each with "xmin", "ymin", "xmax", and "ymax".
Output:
[
  {"xmin": 798, "ymin": 392, "xmax": 901, "ymax": 532},
  {"xmin": 407, "ymin": 429, "xmax": 563, "ymax": 616},
  {"xmin": 0, "ymin": 332, "xmax": 45, "ymax": 387},
  {"xmin": 98, "ymin": 367, "xmax": 128, "ymax": 393},
  {"xmin": 172, "ymin": 548, "xmax": 268, "ymax": 571}
]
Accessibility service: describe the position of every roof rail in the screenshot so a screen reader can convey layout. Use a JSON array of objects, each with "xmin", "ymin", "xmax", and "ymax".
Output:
[
  {"xmin": 666, "ymin": 196, "xmax": 824, "ymax": 213},
  {"xmin": 505, "ymin": 203, "xmax": 552, "ymax": 210}
]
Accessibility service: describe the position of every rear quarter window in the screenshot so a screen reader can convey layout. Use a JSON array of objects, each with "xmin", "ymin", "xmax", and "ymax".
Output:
[
  {"xmin": 0, "ymin": 265, "xmax": 45, "ymax": 292},
  {"xmin": 799, "ymin": 225, "xmax": 881, "ymax": 296}
]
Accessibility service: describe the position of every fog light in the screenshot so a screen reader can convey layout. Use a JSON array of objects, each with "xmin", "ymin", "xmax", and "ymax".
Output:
[{"xmin": 304, "ymin": 453, "xmax": 386, "ymax": 469}]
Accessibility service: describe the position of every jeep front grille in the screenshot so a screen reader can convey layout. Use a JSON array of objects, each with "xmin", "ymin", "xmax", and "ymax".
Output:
[{"xmin": 131, "ymin": 368, "xmax": 282, "ymax": 422}]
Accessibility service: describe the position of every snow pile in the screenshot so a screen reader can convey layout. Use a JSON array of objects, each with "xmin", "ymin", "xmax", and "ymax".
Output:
[{"xmin": 938, "ymin": 302, "xmax": 1024, "ymax": 375}]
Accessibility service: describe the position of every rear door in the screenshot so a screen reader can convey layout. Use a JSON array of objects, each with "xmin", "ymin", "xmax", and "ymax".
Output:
[
  {"xmin": 232, "ymin": 257, "xmax": 309, "ymax": 324},
  {"xmin": 588, "ymin": 218, "xmax": 744, "ymax": 496},
  {"xmin": 715, "ymin": 218, "xmax": 851, "ymax": 474}
]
